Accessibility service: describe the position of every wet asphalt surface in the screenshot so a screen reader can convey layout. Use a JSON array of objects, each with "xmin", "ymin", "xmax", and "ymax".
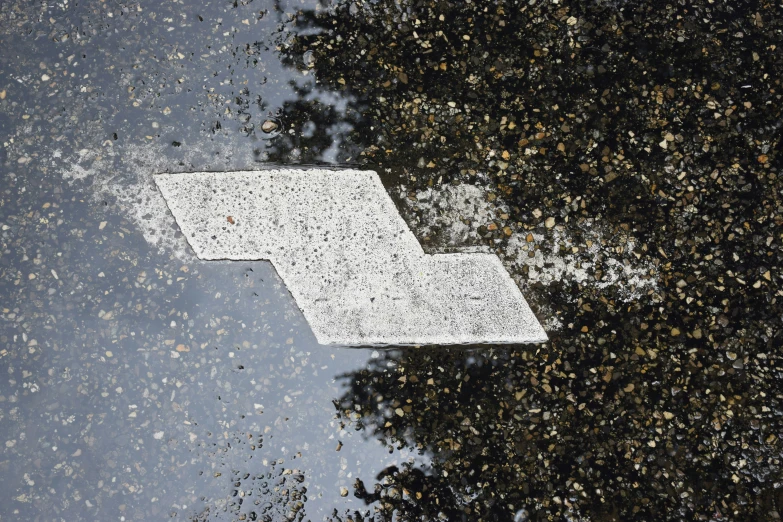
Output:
[{"xmin": 1, "ymin": 0, "xmax": 782, "ymax": 521}]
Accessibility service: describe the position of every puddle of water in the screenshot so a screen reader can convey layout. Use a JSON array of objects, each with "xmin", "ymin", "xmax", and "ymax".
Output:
[
  {"xmin": 2, "ymin": 0, "xmax": 782, "ymax": 521},
  {"xmin": 0, "ymin": 1, "xmax": 429, "ymax": 519},
  {"xmin": 0, "ymin": 178, "xmax": 415, "ymax": 518}
]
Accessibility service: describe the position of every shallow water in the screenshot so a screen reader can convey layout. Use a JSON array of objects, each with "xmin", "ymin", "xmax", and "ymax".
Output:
[{"xmin": 2, "ymin": 0, "xmax": 782, "ymax": 521}]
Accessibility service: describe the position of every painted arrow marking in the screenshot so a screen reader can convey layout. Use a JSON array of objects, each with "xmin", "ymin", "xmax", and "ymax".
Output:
[{"xmin": 155, "ymin": 169, "xmax": 547, "ymax": 345}]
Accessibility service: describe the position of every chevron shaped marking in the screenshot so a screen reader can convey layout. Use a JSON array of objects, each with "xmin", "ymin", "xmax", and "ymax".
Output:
[{"xmin": 154, "ymin": 169, "xmax": 548, "ymax": 345}]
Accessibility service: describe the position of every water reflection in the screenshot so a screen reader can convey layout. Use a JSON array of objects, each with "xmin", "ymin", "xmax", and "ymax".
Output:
[
  {"xmin": 261, "ymin": 81, "xmax": 365, "ymax": 165},
  {"xmin": 270, "ymin": 1, "xmax": 783, "ymax": 521},
  {"xmin": 332, "ymin": 348, "xmax": 580, "ymax": 521},
  {"xmin": 0, "ymin": 1, "xmax": 418, "ymax": 518},
  {"xmin": 332, "ymin": 342, "xmax": 783, "ymax": 522},
  {"xmin": 2, "ymin": 0, "xmax": 781, "ymax": 520}
]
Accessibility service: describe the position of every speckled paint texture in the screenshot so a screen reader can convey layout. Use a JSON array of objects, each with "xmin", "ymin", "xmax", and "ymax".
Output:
[{"xmin": 156, "ymin": 169, "xmax": 547, "ymax": 345}]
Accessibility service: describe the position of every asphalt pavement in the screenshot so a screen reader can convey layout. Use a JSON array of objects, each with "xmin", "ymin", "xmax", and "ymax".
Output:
[{"xmin": 1, "ymin": 1, "xmax": 781, "ymax": 521}]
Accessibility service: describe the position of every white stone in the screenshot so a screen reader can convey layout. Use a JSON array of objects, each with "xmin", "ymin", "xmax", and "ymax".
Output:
[{"xmin": 155, "ymin": 169, "xmax": 547, "ymax": 346}]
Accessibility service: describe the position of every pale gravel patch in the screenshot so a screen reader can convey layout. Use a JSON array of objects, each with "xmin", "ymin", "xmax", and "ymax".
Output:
[
  {"xmin": 402, "ymin": 182, "xmax": 659, "ymax": 303},
  {"xmin": 506, "ymin": 221, "xmax": 658, "ymax": 301}
]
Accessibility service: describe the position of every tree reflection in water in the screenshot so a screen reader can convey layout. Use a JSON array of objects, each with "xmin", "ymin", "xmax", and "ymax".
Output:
[
  {"xmin": 261, "ymin": 78, "xmax": 368, "ymax": 165},
  {"xmin": 267, "ymin": 0, "xmax": 783, "ymax": 520},
  {"xmin": 331, "ymin": 347, "xmax": 601, "ymax": 522}
]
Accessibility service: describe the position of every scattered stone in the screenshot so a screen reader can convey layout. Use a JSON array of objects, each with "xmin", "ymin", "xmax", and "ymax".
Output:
[{"xmin": 261, "ymin": 120, "xmax": 278, "ymax": 133}]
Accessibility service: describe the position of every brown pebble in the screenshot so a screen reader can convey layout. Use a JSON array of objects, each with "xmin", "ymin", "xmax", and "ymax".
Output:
[{"xmin": 261, "ymin": 120, "xmax": 278, "ymax": 133}]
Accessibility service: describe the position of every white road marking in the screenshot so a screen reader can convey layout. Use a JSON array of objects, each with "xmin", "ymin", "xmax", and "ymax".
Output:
[{"xmin": 155, "ymin": 169, "xmax": 547, "ymax": 345}]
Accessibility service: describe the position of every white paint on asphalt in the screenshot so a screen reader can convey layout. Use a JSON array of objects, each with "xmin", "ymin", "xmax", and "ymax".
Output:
[
  {"xmin": 402, "ymin": 183, "xmax": 658, "ymax": 302},
  {"xmin": 57, "ymin": 142, "xmax": 259, "ymax": 261},
  {"xmin": 155, "ymin": 169, "xmax": 547, "ymax": 346}
]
